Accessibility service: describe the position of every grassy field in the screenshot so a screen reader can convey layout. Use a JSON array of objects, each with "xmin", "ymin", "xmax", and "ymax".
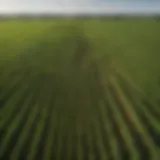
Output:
[{"xmin": 0, "ymin": 19, "xmax": 160, "ymax": 160}]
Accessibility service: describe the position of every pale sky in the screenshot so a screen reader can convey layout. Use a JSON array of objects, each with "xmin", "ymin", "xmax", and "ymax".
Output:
[{"xmin": 0, "ymin": 0, "xmax": 160, "ymax": 14}]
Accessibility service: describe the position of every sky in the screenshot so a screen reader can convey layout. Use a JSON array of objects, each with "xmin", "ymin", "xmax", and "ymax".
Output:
[{"xmin": 0, "ymin": 0, "xmax": 160, "ymax": 14}]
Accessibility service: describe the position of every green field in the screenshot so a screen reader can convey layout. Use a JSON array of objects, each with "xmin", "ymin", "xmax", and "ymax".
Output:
[{"xmin": 0, "ymin": 19, "xmax": 160, "ymax": 160}]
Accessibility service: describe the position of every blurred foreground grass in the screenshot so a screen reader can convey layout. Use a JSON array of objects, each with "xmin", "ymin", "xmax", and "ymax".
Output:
[{"xmin": 0, "ymin": 19, "xmax": 160, "ymax": 160}]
